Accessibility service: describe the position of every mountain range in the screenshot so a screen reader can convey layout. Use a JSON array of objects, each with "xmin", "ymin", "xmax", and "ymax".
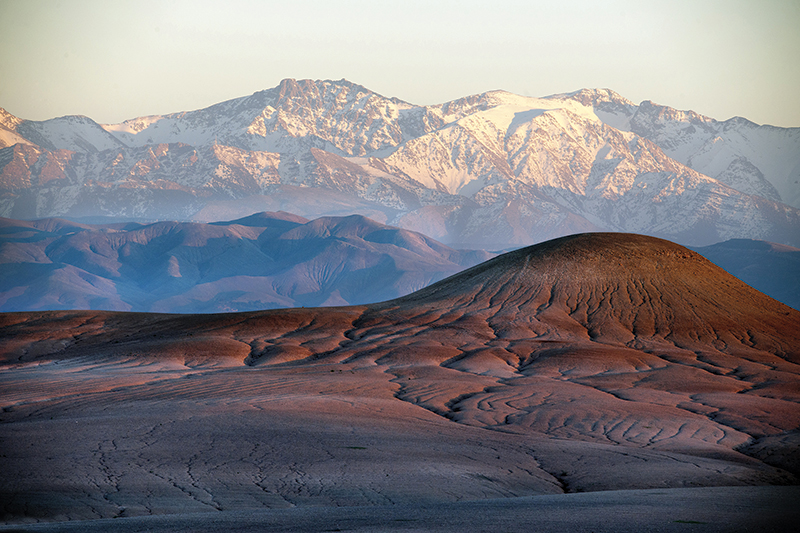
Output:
[
  {"xmin": 0, "ymin": 212, "xmax": 491, "ymax": 313},
  {"xmin": 2, "ymin": 79, "xmax": 799, "ymax": 249}
]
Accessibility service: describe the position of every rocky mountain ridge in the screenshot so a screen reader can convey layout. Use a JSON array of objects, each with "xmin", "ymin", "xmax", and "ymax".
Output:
[{"xmin": 2, "ymin": 79, "xmax": 798, "ymax": 249}]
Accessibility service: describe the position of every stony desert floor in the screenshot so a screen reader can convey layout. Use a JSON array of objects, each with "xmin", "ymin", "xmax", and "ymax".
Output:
[{"xmin": 2, "ymin": 234, "xmax": 799, "ymax": 531}]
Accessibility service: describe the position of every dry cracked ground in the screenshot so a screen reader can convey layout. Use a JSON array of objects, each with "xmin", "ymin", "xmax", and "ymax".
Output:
[{"xmin": 1, "ymin": 233, "xmax": 799, "ymax": 532}]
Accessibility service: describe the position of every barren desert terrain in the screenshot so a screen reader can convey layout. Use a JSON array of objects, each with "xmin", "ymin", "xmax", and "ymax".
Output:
[{"xmin": 1, "ymin": 233, "xmax": 799, "ymax": 531}]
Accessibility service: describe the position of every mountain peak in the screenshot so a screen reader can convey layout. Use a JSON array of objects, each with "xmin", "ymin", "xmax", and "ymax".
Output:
[
  {"xmin": 636, "ymin": 100, "xmax": 714, "ymax": 124},
  {"xmin": 555, "ymin": 88, "xmax": 636, "ymax": 108},
  {"xmin": 215, "ymin": 210, "xmax": 309, "ymax": 228},
  {"xmin": 272, "ymin": 77, "xmax": 384, "ymax": 103},
  {"xmin": 0, "ymin": 107, "xmax": 23, "ymax": 129}
]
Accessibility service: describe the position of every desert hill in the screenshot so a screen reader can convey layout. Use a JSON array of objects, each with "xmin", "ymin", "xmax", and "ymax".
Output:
[
  {"xmin": 249, "ymin": 233, "xmax": 800, "ymax": 450},
  {"xmin": 370, "ymin": 232, "xmax": 799, "ymax": 353},
  {"xmin": 1, "ymin": 233, "xmax": 799, "ymax": 527}
]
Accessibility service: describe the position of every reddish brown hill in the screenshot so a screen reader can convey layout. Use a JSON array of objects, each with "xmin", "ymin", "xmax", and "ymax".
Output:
[
  {"xmin": 360, "ymin": 232, "xmax": 799, "ymax": 359},
  {"xmin": 1, "ymin": 233, "xmax": 799, "ymax": 523},
  {"xmin": 274, "ymin": 233, "xmax": 799, "ymax": 457}
]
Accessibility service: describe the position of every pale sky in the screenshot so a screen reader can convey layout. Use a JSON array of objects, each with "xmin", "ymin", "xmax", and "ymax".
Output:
[{"xmin": 1, "ymin": 0, "xmax": 798, "ymax": 127}]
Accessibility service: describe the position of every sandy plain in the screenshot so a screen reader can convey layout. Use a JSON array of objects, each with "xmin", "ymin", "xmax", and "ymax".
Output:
[{"xmin": 1, "ymin": 233, "xmax": 799, "ymax": 531}]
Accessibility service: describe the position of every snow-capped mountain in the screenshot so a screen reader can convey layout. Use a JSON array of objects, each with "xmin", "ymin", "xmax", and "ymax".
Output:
[
  {"xmin": 1, "ymin": 79, "xmax": 799, "ymax": 248},
  {"xmin": 560, "ymin": 89, "xmax": 800, "ymax": 207},
  {"xmin": 0, "ymin": 107, "xmax": 125, "ymax": 153}
]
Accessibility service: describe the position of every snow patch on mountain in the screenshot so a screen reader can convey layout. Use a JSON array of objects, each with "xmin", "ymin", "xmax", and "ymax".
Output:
[{"xmin": 14, "ymin": 115, "xmax": 126, "ymax": 153}]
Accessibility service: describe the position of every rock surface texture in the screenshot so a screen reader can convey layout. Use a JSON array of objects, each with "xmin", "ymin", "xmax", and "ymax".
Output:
[{"xmin": 1, "ymin": 233, "xmax": 798, "ymax": 528}]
